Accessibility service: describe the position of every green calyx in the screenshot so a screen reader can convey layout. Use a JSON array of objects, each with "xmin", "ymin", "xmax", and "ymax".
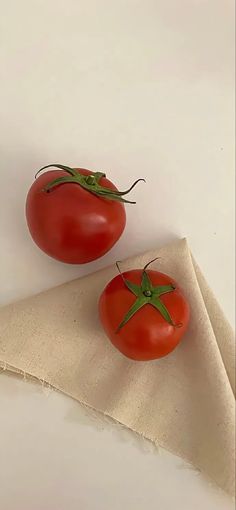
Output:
[
  {"xmin": 116, "ymin": 258, "xmax": 179, "ymax": 332},
  {"xmin": 35, "ymin": 164, "xmax": 145, "ymax": 204}
]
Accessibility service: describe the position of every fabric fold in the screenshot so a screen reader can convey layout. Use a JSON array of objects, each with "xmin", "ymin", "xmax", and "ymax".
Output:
[{"xmin": 0, "ymin": 238, "xmax": 235, "ymax": 495}]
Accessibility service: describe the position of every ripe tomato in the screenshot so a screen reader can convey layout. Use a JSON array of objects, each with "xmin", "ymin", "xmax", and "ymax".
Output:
[
  {"xmin": 26, "ymin": 164, "xmax": 143, "ymax": 264},
  {"xmin": 99, "ymin": 261, "xmax": 190, "ymax": 361}
]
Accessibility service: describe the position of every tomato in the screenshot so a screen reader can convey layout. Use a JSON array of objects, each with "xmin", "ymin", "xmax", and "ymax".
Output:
[
  {"xmin": 26, "ymin": 164, "xmax": 143, "ymax": 264},
  {"xmin": 99, "ymin": 261, "xmax": 190, "ymax": 361}
]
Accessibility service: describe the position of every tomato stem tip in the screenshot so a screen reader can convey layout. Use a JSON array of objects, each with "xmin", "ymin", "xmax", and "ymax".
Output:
[
  {"xmin": 115, "ymin": 258, "xmax": 178, "ymax": 331},
  {"xmin": 35, "ymin": 164, "xmax": 145, "ymax": 204}
]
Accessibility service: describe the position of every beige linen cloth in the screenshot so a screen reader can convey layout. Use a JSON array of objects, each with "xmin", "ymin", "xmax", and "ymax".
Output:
[{"xmin": 0, "ymin": 238, "xmax": 235, "ymax": 495}]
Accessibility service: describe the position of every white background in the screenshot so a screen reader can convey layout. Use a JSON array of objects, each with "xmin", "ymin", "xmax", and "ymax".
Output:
[{"xmin": 0, "ymin": 1, "xmax": 235, "ymax": 509}]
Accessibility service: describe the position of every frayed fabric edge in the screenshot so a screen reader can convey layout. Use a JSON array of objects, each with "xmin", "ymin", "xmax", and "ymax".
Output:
[{"xmin": 0, "ymin": 362, "xmax": 234, "ymax": 500}]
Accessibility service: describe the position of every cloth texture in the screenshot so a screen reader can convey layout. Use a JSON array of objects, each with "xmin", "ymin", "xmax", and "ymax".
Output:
[{"xmin": 0, "ymin": 238, "xmax": 235, "ymax": 495}]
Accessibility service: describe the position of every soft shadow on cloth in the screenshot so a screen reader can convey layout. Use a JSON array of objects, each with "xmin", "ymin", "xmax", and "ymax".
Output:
[{"xmin": 0, "ymin": 239, "xmax": 235, "ymax": 496}]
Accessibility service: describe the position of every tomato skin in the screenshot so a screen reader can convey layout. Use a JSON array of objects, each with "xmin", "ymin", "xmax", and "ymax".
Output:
[
  {"xmin": 99, "ymin": 270, "xmax": 190, "ymax": 361},
  {"xmin": 26, "ymin": 169, "xmax": 126, "ymax": 264}
]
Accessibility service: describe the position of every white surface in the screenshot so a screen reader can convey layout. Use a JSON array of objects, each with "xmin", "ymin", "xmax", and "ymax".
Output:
[
  {"xmin": 0, "ymin": 1, "xmax": 235, "ymax": 508},
  {"xmin": 0, "ymin": 374, "xmax": 234, "ymax": 510}
]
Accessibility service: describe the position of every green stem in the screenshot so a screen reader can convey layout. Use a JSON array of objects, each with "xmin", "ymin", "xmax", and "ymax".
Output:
[
  {"xmin": 35, "ymin": 164, "xmax": 145, "ymax": 204},
  {"xmin": 116, "ymin": 259, "xmax": 180, "ymax": 332}
]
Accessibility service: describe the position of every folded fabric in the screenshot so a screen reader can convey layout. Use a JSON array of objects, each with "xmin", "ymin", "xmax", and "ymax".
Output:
[{"xmin": 0, "ymin": 238, "xmax": 235, "ymax": 495}]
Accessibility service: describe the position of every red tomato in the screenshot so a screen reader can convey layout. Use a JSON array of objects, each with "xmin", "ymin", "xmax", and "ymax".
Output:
[
  {"xmin": 26, "ymin": 166, "xmax": 138, "ymax": 264},
  {"xmin": 99, "ymin": 267, "xmax": 190, "ymax": 361}
]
